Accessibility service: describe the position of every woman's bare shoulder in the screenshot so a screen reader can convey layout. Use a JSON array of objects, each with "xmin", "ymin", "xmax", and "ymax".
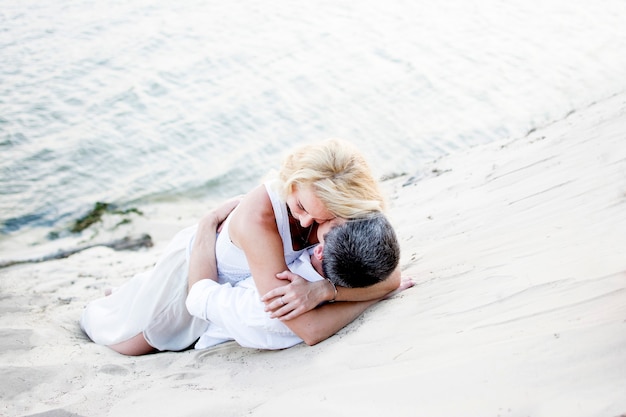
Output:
[
  {"xmin": 229, "ymin": 184, "xmax": 276, "ymax": 242},
  {"xmin": 240, "ymin": 184, "xmax": 273, "ymax": 217}
]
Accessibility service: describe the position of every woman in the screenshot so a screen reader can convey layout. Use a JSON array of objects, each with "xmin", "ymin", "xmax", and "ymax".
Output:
[{"xmin": 80, "ymin": 139, "xmax": 400, "ymax": 355}]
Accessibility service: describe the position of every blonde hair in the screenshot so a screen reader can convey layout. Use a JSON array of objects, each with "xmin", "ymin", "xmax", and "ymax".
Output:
[{"xmin": 278, "ymin": 139, "xmax": 386, "ymax": 219}]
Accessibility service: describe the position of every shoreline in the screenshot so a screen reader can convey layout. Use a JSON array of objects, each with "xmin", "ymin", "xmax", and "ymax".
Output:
[{"xmin": 1, "ymin": 92, "xmax": 625, "ymax": 416}]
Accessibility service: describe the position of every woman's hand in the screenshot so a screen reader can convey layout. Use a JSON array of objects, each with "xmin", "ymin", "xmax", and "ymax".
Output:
[{"xmin": 261, "ymin": 271, "xmax": 335, "ymax": 321}]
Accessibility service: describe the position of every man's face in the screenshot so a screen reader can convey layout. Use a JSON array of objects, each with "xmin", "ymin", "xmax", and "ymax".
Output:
[
  {"xmin": 315, "ymin": 217, "xmax": 345, "ymax": 244},
  {"xmin": 311, "ymin": 218, "xmax": 346, "ymax": 276}
]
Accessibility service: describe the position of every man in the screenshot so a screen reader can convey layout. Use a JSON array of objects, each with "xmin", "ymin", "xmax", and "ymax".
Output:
[{"xmin": 186, "ymin": 214, "xmax": 403, "ymax": 350}]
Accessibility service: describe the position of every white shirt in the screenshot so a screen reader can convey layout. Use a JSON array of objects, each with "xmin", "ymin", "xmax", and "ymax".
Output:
[{"xmin": 186, "ymin": 249, "xmax": 324, "ymax": 350}]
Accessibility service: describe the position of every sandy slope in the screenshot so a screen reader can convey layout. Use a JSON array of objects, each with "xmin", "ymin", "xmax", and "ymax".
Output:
[{"xmin": 1, "ymin": 92, "xmax": 625, "ymax": 417}]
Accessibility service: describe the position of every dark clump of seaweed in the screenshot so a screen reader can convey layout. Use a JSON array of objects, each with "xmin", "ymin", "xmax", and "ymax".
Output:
[
  {"xmin": 70, "ymin": 202, "xmax": 143, "ymax": 233},
  {"xmin": 70, "ymin": 202, "xmax": 110, "ymax": 233}
]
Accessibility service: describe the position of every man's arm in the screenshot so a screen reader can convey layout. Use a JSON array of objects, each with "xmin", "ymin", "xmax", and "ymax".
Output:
[
  {"xmin": 187, "ymin": 198, "xmax": 240, "ymax": 292},
  {"xmin": 187, "ymin": 273, "xmax": 380, "ymax": 348},
  {"xmin": 187, "ymin": 277, "xmax": 301, "ymax": 349}
]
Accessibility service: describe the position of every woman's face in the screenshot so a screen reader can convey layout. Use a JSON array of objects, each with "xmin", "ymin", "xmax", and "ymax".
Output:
[{"xmin": 287, "ymin": 185, "xmax": 335, "ymax": 228}]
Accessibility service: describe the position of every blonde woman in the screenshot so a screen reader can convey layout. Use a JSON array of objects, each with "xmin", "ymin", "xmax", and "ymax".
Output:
[
  {"xmin": 190, "ymin": 138, "xmax": 402, "ymax": 345},
  {"xmin": 80, "ymin": 139, "xmax": 402, "ymax": 355}
]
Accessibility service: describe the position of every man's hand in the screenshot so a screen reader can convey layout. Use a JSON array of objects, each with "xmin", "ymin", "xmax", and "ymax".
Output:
[{"xmin": 381, "ymin": 276, "xmax": 415, "ymax": 300}]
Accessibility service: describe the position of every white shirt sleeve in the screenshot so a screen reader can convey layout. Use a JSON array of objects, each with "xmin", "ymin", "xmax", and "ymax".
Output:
[
  {"xmin": 185, "ymin": 250, "xmax": 322, "ymax": 350},
  {"xmin": 288, "ymin": 248, "xmax": 324, "ymax": 282},
  {"xmin": 186, "ymin": 278, "xmax": 302, "ymax": 350}
]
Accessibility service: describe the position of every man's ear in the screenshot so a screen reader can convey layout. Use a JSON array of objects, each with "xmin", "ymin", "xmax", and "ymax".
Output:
[{"xmin": 313, "ymin": 244, "xmax": 324, "ymax": 260}]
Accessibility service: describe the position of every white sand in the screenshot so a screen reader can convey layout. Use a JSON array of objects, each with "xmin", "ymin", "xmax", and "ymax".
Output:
[{"xmin": 1, "ymin": 92, "xmax": 625, "ymax": 417}]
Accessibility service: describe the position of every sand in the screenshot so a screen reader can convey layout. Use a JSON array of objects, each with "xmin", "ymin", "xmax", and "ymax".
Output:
[{"xmin": 1, "ymin": 92, "xmax": 625, "ymax": 417}]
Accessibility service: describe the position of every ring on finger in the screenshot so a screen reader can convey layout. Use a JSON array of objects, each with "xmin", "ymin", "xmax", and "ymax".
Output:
[{"xmin": 281, "ymin": 296, "xmax": 285, "ymax": 306}]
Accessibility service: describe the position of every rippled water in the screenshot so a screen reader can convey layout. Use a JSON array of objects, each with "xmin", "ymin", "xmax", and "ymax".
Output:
[{"xmin": 2, "ymin": 0, "xmax": 626, "ymax": 240}]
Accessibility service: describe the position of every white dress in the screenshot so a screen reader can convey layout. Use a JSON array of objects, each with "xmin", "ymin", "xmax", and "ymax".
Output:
[{"xmin": 79, "ymin": 181, "xmax": 316, "ymax": 351}]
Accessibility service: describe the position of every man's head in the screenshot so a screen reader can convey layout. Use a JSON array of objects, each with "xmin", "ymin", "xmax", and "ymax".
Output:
[{"xmin": 310, "ymin": 214, "xmax": 400, "ymax": 288}]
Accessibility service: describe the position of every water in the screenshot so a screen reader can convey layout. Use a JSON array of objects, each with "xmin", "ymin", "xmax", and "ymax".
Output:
[{"xmin": 2, "ymin": 0, "xmax": 626, "ymax": 243}]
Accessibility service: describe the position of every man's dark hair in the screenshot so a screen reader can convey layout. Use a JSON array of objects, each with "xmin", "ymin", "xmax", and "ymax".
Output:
[{"xmin": 322, "ymin": 214, "xmax": 400, "ymax": 288}]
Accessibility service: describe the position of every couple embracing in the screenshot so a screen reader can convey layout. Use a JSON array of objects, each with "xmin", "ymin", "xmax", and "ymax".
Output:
[{"xmin": 80, "ymin": 139, "xmax": 413, "ymax": 355}]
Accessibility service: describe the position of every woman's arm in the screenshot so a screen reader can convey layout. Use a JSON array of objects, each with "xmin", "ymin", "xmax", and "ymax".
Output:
[
  {"xmin": 261, "ymin": 264, "xmax": 402, "ymax": 321},
  {"xmin": 260, "ymin": 271, "xmax": 386, "ymax": 345},
  {"xmin": 228, "ymin": 185, "xmax": 293, "ymax": 296},
  {"xmin": 272, "ymin": 271, "xmax": 414, "ymax": 344},
  {"xmin": 335, "ymin": 267, "xmax": 402, "ymax": 300}
]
